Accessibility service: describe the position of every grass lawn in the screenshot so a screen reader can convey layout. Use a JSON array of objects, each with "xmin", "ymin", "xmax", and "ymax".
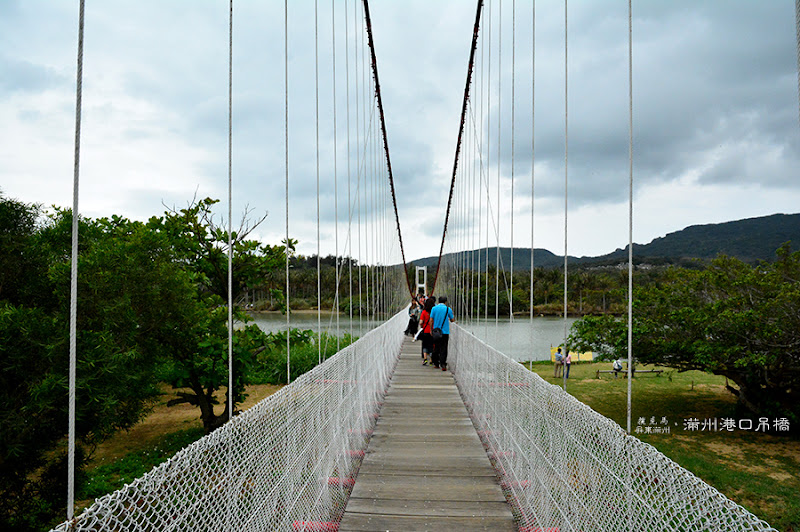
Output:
[{"xmin": 523, "ymin": 360, "xmax": 800, "ymax": 532}]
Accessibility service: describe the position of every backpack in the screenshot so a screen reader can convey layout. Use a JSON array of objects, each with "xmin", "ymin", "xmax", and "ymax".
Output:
[{"xmin": 430, "ymin": 308, "xmax": 446, "ymax": 340}]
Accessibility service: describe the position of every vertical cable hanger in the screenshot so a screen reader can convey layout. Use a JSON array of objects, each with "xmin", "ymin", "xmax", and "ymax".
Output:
[
  {"xmin": 224, "ymin": 6, "xmax": 234, "ymax": 521},
  {"xmin": 485, "ymin": 0, "xmax": 491, "ymax": 331},
  {"xmin": 67, "ymin": 0, "xmax": 86, "ymax": 524},
  {"xmin": 366, "ymin": 84, "xmax": 373, "ymax": 323},
  {"xmin": 562, "ymin": 0, "xmax": 569, "ymax": 392},
  {"xmin": 796, "ymin": 0, "xmax": 800, "ymax": 125},
  {"xmin": 360, "ymin": 0, "xmax": 368, "ymax": 329},
  {"xmin": 626, "ymin": 0, "xmax": 635, "ymax": 434},
  {"xmin": 426, "ymin": 0, "xmax": 485, "ymax": 305},
  {"xmin": 315, "ymin": 0, "xmax": 322, "ymax": 363},
  {"xmin": 345, "ymin": 0, "xmax": 353, "ymax": 338},
  {"xmin": 361, "ymin": 0, "xmax": 415, "ymax": 300},
  {"xmin": 226, "ymin": 0, "xmax": 234, "ymax": 426},
  {"xmin": 477, "ymin": 3, "xmax": 485, "ymax": 326},
  {"xmin": 495, "ymin": 0, "xmax": 502, "ymax": 328},
  {"xmin": 530, "ymin": 0, "xmax": 536, "ymax": 338},
  {"xmin": 355, "ymin": 0, "xmax": 363, "ymax": 334},
  {"xmin": 469, "ymin": 93, "xmax": 476, "ymax": 323},
  {"xmin": 284, "ymin": 0, "xmax": 291, "ymax": 384},
  {"xmin": 486, "ymin": 10, "xmax": 491, "ymax": 312},
  {"xmin": 332, "ymin": 0, "xmax": 340, "ymax": 350},
  {"xmin": 510, "ymin": 0, "xmax": 516, "ymax": 324}
]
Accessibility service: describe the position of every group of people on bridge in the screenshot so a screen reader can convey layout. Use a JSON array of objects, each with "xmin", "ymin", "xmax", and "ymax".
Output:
[{"xmin": 404, "ymin": 294, "xmax": 454, "ymax": 371}]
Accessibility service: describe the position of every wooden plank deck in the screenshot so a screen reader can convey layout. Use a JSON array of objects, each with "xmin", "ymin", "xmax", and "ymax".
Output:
[{"xmin": 339, "ymin": 337, "xmax": 516, "ymax": 531}]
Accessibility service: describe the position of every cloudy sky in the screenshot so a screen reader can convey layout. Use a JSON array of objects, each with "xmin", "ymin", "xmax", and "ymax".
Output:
[{"xmin": 2, "ymin": 1, "xmax": 798, "ymax": 263}]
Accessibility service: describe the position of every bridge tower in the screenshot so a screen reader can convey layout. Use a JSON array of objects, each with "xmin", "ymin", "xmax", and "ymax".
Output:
[{"xmin": 415, "ymin": 266, "xmax": 427, "ymax": 297}]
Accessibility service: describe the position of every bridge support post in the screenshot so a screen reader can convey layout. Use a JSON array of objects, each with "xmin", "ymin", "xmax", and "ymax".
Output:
[{"xmin": 415, "ymin": 266, "xmax": 427, "ymax": 296}]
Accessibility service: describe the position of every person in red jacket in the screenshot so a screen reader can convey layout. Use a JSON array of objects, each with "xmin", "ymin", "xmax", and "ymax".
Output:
[{"xmin": 418, "ymin": 297, "xmax": 436, "ymax": 365}]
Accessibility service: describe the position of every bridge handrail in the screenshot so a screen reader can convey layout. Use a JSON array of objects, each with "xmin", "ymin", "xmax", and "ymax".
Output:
[
  {"xmin": 53, "ymin": 310, "xmax": 406, "ymax": 532},
  {"xmin": 449, "ymin": 324, "xmax": 777, "ymax": 532}
]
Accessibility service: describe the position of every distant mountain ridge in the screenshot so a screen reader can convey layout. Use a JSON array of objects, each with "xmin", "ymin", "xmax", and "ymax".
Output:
[{"xmin": 409, "ymin": 213, "xmax": 800, "ymax": 270}]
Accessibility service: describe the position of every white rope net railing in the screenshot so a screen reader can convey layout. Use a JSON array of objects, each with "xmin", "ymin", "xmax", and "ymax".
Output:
[
  {"xmin": 449, "ymin": 325, "xmax": 778, "ymax": 532},
  {"xmin": 53, "ymin": 311, "xmax": 406, "ymax": 532}
]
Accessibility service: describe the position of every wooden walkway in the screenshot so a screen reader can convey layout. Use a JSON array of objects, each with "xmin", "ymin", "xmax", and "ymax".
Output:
[{"xmin": 339, "ymin": 337, "xmax": 516, "ymax": 531}]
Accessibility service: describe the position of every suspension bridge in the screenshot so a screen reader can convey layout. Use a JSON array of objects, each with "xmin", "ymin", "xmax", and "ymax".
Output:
[{"xmin": 51, "ymin": 0, "xmax": 796, "ymax": 530}]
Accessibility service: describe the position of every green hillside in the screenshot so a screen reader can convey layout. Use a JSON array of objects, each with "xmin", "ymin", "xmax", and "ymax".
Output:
[
  {"xmin": 603, "ymin": 213, "xmax": 800, "ymax": 263},
  {"xmin": 408, "ymin": 213, "xmax": 800, "ymax": 270}
]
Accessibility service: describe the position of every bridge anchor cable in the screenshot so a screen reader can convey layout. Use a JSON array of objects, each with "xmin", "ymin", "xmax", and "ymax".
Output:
[
  {"xmin": 361, "ymin": 0, "xmax": 414, "ymax": 299},
  {"xmin": 431, "ymin": 0, "xmax": 485, "ymax": 296}
]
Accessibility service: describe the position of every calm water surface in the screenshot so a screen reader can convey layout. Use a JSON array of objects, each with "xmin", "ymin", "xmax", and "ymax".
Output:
[
  {"xmin": 249, "ymin": 311, "xmax": 577, "ymax": 362},
  {"xmin": 248, "ymin": 311, "xmax": 387, "ymax": 340},
  {"xmin": 459, "ymin": 316, "xmax": 579, "ymax": 362}
]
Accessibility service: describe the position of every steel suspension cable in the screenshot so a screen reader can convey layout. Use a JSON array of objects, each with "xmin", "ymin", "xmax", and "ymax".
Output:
[
  {"xmin": 465, "ymin": 103, "xmax": 516, "ymax": 310},
  {"xmin": 530, "ymin": 0, "xmax": 536, "ymax": 371},
  {"xmin": 361, "ymin": 0, "xmax": 414, "ymax": 299},
  {"xmin": 332, "ymin": 0, "xmax": 340, "ymax": 349},
  {"xmin": 368, "ymin": 101, "xmax": 374, "ymax": 320},
  {"xmin": 315, "ymin": 0, "xmax": 322, "ymax": 363},
  {"xmin": 530, "ymin": 0, "xmax": 536, "ymax": 324},
  {"xmin": 430, "ymin": 0, "xmax": 484, "ymax": 296},
  {"xmin": 485, "ymin": 0, "xmax": 492, "ymax": 329},
  {"xmin": 462, "ymin": 153, "xmax": 468, "ymax": 316},
  {"xmin": 469, "ymin": 95, "xmax": 476, "ymax": 323},
  {"xmin": 284, "ymin": 0, "xmax": 291, "ymax": 384},
  {"xmin": 796, "ymin": 0, "xmax": 800, "ymax": 125},
  {"xmin": 67, "ymin": 0, "xmax": 86, "ymax": 522},
  {"xmin": 495, "ymin": 0, "xmax": 502, "ymax": 328},
  {"xmin": 562, "ymin": 0, "xmax": 569, "ymax": 392},
  {"xmin": 626, "ymin": 0, "xmax": 635, "ymax": 434},
  {"xmin": 345, "ymin": 0, "xmax": 353, "ymax": 337},
  {"xmin": 366, "ymin": 93, "xmax": 373, "ymax": 322},
  {"xmin": 320, "ymin": 100, "xmax": 379, "ymax": 350},
  {"xmin": 478, "ymin": 4, "xmax": 486, "ymax": 318},
  {"xmin": 361, "ymin": 0, "xmax": 368, "ymax": 325},
  {"xmin": 355, "ymin": 0, "xmax": 363, "ymax": 333},
  {"xmin": 330, "ymin": 105, "xmax": 381, "ymax": 323},
  {"xmin": 510, "ymin": 0, "xmax": 515, "ymax": 324},
  {"xmin": 226, "ymin": 0, "xmax": 234, "ymax": 427},
  {"xmin": 462, "ymin": 123, "xmax": 468, "ymax": 319},
  {"xmin": 477, "ymin": 4, "xmax": 485, "ymax": 322}
]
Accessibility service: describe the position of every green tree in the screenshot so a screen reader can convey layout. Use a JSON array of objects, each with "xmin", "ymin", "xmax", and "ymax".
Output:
[
  {"xmin": 149, "ymin": 198, "xmax": 290, "ymax": 432},
  {"xmin": 0, "ymin": 195, "xmax": 293, "ymax": 529},
  {"xmin": 157, "ymin": 197, "xmax": 290, "ymax": 304},
  {"xmin": 157, "ymin": 312, "xmax": 269, "ymax": 433},
  {"xmin": 0, "ymin": 202, "xmax": 202, "ymax": 530},
  {"xmin": 570, "ymin": 248, "xmax": 800, "ymax": 425},
  {"xmin": 0, "ymin": 195, "xmax": 46, "ymax": 305}
]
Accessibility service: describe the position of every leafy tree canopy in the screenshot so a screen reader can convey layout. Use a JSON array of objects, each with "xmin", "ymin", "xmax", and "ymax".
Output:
[
  {"xmin": 153, "ymin": 197, "xmax": 292, "ymax": 304},
  {"xmin": 0, "ymin": 198, "xmax": 201, "ymax": 530},
  {"xmin": 0, "ymin": 194, "xmax": 288, "ymax": 529},
  {"xmin": 570, "ymin": 246, "xmax": 800, "ymax": 426}
]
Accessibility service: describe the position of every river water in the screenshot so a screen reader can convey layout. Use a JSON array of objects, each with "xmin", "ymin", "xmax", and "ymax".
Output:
[{"xmin": 248, "ymin": 311, "xmax": 578, "ymax": 362}]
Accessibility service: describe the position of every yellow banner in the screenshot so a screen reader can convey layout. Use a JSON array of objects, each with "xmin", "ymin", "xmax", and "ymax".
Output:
[{"xmin": 550, "ymin": 346, "xmax": 593, "ymax": 362}]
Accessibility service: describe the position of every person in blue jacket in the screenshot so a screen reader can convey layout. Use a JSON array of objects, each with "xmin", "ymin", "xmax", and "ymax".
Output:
[{"xmin": 429, "ymin": 296, "xmax": 455, "ymax": 371}]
